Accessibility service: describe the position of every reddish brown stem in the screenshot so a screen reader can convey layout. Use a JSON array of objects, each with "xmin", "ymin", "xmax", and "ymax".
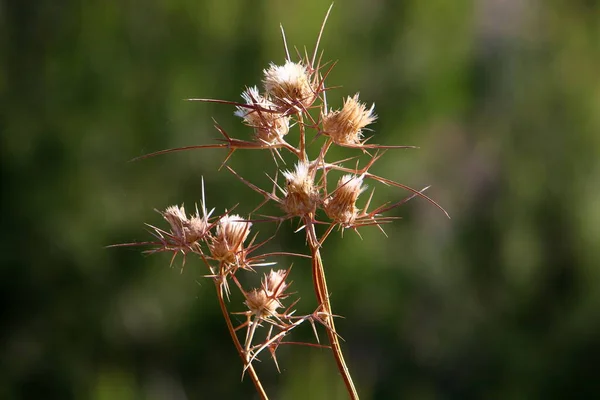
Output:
[
  {"xmin": 298, "ymin": 113, "xmax": 307, "ymax": 162},
  {"xmin": 305, "ymin": 218, "xmax": 359, "ymax": 400}
]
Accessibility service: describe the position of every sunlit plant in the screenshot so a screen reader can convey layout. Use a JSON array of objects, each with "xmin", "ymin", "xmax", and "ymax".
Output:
[{"xmin": 112, "ymin": 5, "xmax": 448, "ymax": 399}]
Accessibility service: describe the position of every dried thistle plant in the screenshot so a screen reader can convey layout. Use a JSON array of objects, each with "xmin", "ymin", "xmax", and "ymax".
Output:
[{"xmin": 112, "ymin": 5, "xmax": 448, "ymax": 399}]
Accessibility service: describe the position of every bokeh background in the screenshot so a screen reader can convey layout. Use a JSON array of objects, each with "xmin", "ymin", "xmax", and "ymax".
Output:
[{"xmin": 2, "ymin": 0, "xmax": 600, "ymax": 399}]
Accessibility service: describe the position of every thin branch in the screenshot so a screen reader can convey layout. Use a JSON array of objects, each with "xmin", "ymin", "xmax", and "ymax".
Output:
[{"xmin": 215, "ymin": 282, "xmax": 269, "ymax": 399}]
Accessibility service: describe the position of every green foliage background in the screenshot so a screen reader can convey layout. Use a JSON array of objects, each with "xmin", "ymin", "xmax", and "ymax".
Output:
[{"xmin": 2, "ymin": 0, "xmax": 600, "ymax": 399}]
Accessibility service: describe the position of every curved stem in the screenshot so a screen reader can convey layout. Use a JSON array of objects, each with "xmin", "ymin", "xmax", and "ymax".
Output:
[
  {"xmin": 305, "ymin": 219, "xmax": 359, "ymax": 400},
  {"xmin": 215, "ymin": 282, "xmax": 269, "ymax": 400}
]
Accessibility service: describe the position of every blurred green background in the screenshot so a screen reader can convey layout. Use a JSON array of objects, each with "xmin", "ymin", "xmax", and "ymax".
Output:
[{"xmin": 2, "ymin": 0, "xmax": 600, "ymax": 399}]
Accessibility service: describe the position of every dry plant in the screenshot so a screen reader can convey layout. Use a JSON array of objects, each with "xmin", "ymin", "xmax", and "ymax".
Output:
[{"xmin": 111, "ymin": 5, "xmax": 448, "ymax": 399}]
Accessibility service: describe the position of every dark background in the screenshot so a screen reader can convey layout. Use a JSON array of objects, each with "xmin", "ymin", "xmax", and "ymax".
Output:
[{"xmin": 2, "ymin": 0, "xmax": 600, "ymax": 399}]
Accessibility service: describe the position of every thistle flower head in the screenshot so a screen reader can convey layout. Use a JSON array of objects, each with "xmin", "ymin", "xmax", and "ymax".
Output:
[
  {"xmin": 118, "ymin": 7, "xmax": 450, "ymax": 393},
  {"xmin": 234, "ymin": 86, "xmax": 290, "ymax": 145},
  {"xmin": 162, "ymin": 205, "xmax": 188, "ymax": 237},
  {"xmin": 324, "ymin": 175, "xmax": 367, "ymax": 225},
  {"xmin": 281, "ymin": 161, "xmax": 320, "ymax": 216},
  {"xmin": 209, "ymin": 214, "xmax": 252, "ymax": 264},
  {"xmin": 245, "ymin": 288, "xmax": 280, "ymax": 318},
  {"xmin": 244, "ymin": 269, "xmax": 289, "ymax": 318},
  {"xmin": 263, "ymin": 61, "xmax": 315, "ymax": 110},
  {"xmin": 322, "ymin": 94, "xmax": 377, "ymax": 145},
  {"xmin": 186, "ymin": 213, "xmax": 209, "ymax": 243},
  {"xmin": 161, "ymin": 205, "xmax": 209, "ymax": 245},
  {"xmin": 263, "ymin": 269, "xmax": 289, "ymax": 299}
]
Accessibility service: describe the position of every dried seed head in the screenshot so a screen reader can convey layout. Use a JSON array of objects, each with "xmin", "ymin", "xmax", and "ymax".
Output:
[
  {"xmin": 162, "ymin": 205, "xmax": 188, "ymax": 238},
  {"xmin": 186, "ymin": 213, "xmax": 209, "ymax": 243},
  {"xmin": 263, "ymin": 61, "xmax": 315, "ymax": 110},
  {"xmin": 234, "ymin": 86, "xmax": 290, "ymax": 145},
  {"xmin": 162, "ymin": 205, "xmax": 208, "ymax": 245},
  {"xmin": 245, "ymin": 288, "xmax": 280, "ymax": 318},
  {"xmin": 245, "ymin": 269, "xmax": 289, "ymax": 318},
  {"xmin": 209, "ymin": 214, "xmax": 251, "ymax": 264},
  {"xmin": 322, "ymin": 94, "xmax": 377, "ymax": 145},
  {"xmin": 281, "ymin": 161, "xmax": 320, "ymax": 216},
  {"xmin": 263, "ymin": 269, "xmax": 289, "ymax": 299},
  {"xmin": 324, "ymin": 174, "xmax": 367, "ymax": 225}
]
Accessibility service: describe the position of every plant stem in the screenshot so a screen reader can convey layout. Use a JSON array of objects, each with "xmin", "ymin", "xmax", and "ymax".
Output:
[
  {"xmin": 298, "ymin": 112, "xmax": 307, "ymax": 162},
  {"xmin": 215, "ymin": 282, "xmax": 269, "ymax": 400},
  {"xmin": 306, "ymin": 220, "xmax": 359, "ymax": 400}
]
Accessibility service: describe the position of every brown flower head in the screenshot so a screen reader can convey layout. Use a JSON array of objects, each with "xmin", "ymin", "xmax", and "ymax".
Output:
[
  {"xmin": 244, "ymin": 269, "xmax": 289, "ymax": 318},
  {"xmin": 281, "ymin": 161, "xmax": 320, "ymax": 216},
  {"xmin": 322, "ymin": 94, "xmax": 377, "ymax": 145},
  {"xmin": 263, "ymin": 269, "xmax": 289, "ymax": 299},
  {"xmin": 209, "ymin": 214, "xmax": 252, "ymax": 264},
  {"xmin": 234, "ymin": 86, "xmax": 290, "ymax": 145},
  {"xmin": 162, "ymin": 205, "xmax": 187, "ymax": 238},
  {"xmin": 323, "ymin": 175, "xmax": 367, "ymax": 226},
  {"xmin": 263, "ymin": 61, "xmax": 316, "ymax": 110},
  {"xmin": 161, "ymin": 205, "xmax": 209, "ymax": 245},
  {"xmin": 244, "ymin": 288, "xmax": 279, "ymax": 318}
]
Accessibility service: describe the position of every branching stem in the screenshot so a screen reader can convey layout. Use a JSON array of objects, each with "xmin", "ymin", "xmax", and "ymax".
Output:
[{"xmin": 305, "ymin": 218, "xmax": 359, "ymax": 400}]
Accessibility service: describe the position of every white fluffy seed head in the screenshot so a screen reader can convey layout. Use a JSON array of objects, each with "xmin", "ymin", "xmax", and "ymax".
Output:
[{"xmin": 263, "ymin": 61, "xmax": 315, "ymax": 110}]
